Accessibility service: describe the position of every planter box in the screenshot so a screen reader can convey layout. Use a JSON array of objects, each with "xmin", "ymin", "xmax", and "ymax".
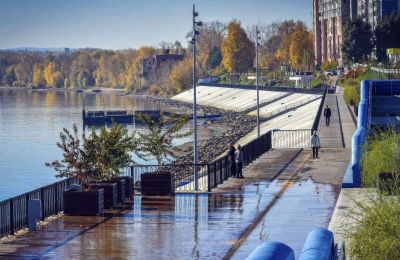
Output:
[
  {"xmin": 377, "ymin": 172, "xmax": 400, "ymax": 195},
  {"xmin": 63, "ymin": 189, "xmax": 104, "ymax": 215},
  {"xmin": 112, "ymin": 176, "xmax": 134, "ymax": 199},
  {"xmin": 90, "ymin": 183, "xmax": 118, "ymax": 209},
  {"xmin": 141, "ymin": 172, "xmax": 174, "ymax": 196},
  {"xmin": 101, "ymin": 179, "xmax": 126, "ymax": 203}
]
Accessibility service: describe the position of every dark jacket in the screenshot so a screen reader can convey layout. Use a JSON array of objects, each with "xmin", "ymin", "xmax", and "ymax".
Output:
[
  {"xmin": 324, "ymin": 107, "xmax": 331, "ymax": 118},
  {"xmin": 228, "ymin": 147, "xmax": 236, "ymax": 162}
]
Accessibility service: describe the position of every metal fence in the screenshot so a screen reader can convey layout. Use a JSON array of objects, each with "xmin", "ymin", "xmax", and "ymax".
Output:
[
  {"xmin": 0, "ymin": 177, "xmax": 79, "ymax": 237},
  {"xmin": 371, "ymin": 66, "xmax": 400, "ymax": 80},
  {"xmin": 125, "ymin": 164, "xmax": 210, "ymax": 192},
  {"xmin": 127, "ymin": 131, "xmax": 273, "ymax": 192},
  {"xmin": 238, "ymin": 92, "xmax": 290, "ymax": 113},
  {"xmin": 263, "ymin": 94, "xmax": 322, "ymax": 120},
  {"xmin": 272, "ymin": 129, "xmax": 311, "ymax": 148},
  {"xmin": 0, "ymin": 131, "xmax": 273, "ymax": 237}
]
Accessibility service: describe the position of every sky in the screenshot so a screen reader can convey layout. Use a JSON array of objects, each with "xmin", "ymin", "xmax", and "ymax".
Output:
[{"xmin": 0, "ymin": 0, "xmax": 312, "ymax": 50}]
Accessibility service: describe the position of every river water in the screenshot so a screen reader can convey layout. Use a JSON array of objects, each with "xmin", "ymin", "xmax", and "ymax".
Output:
[{"xmin": 0, "ymin": 88, "xmax": 197, "ymax": 201}]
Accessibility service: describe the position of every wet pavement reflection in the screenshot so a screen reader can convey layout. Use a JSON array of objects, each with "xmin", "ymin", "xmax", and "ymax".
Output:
[{"xmin": 0, "ymin": 178, "xmax": 338, "ymax": 259}]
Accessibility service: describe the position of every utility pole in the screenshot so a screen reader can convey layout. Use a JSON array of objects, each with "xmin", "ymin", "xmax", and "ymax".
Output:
[
  {"xmin": 256, "ymin": 27, "xmax": 261, "ymax": 137},
  {"xmin": 190, "ymin": 5, "xmax": 202, "ymax": 191}
]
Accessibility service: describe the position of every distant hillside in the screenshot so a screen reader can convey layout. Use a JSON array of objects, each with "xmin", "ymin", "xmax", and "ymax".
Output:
[{"xmin": 1, "ymin": 47, "xmax": 73, "ymax": 53}]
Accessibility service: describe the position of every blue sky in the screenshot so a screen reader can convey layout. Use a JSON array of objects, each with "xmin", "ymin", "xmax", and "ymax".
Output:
[{"xmin": 0, "ymin": 0, "xmax": 312, "ymax": 50}]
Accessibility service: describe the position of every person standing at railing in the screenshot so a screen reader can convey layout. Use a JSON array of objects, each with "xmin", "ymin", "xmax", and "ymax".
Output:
[
  {"xmin": 311, "ymin": 131, "xmax": 321, "ymax": 161},
  {"xmin": 324, "ymin": 105, "xmax": 332, "ymax": 126},
  {"xmin": 228, "ymin": 145, "xmax": 237, "ymax": 177},
  {"xmin": 235, "ymin": 144, "xmax": 244, "ymax": 178}
]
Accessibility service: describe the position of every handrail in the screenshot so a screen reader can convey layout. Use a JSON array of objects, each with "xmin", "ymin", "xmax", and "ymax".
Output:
[
  {"xmin": 127, "ymin": 131, "xmax": 273, "ymax": 192},
  {"xmin": 263, "ymin": 94, "xmax": 323, "ymax": 119},
  {"xmin": 237, "ymin": 92, "xmax": 290, "ymax": 113},
  {"xmin": 0, "ymin": 177, "xmax": 79, "ymax": 237},
  {"xmin": 272, "ymin": 129, "xmax": 312, "ymax": 148}
]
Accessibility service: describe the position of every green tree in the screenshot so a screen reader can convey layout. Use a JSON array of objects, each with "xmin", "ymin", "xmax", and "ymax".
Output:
[
  {"xmin": 135, "ymin": 113, "xmax": 192, "ymax": 165},
  {"xmin": 221, "ymin": 20, "xmax": 255, "ymax": 73},
  {"xmin": 207, "ymin": 47, "xmax": 222, "ymax": 70},
  {"xmin": 85, "ymin": 124, "xmax": 136, "ymax": 180},
  {"xmin": 3, "ymin": 66, "xmax": 16, "ymax": 86},
  {"xmin": 375, "ymin": 14, "xmax": 400, "ymax": 62},
  {"xmin": 342, "ymin": 18, "xmax": 373, "ymax": 63}
]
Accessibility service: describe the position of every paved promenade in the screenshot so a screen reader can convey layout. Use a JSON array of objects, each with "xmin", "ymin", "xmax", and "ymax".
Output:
[{"xmin": 0, "ymin": 93, "xmax": 356, "ymax": 259}]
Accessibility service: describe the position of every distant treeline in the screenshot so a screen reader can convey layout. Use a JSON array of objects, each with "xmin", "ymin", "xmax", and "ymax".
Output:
[
  {"xmin": 0, "ymin": 19, "xmax": 314, "ymax": 96},
  {"xmin": 0, "ymin": 49, "xmax": 154, "ymax": 91}
]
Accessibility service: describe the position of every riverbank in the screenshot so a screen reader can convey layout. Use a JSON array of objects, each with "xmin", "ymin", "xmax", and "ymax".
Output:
[{"xmin": 151, "ymin": 96, "xmax": 257, "ymax": 164}]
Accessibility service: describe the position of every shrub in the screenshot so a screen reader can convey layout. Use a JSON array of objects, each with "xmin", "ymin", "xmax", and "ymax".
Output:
[
  {"xmin": 361, "ymin": 129, "xmax": 400, "ymax": 187},
  {"xmin": 348, "ymin": 196, "xmax": 400, "ymax": 260}
]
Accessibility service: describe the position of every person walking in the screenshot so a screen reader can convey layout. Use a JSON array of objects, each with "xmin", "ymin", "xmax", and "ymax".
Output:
[
  {"xmin": 311, "ymin": 130, "xmax": 321, "ymax": 161},
  {"xmin": 228, "ymin": 145, "xmax": 236, "ymax": 177},
  {"xmin": 324, "ymin": 105, "xmax": 332, "ymax": 126},
  {"xmin": 235, "ymin": 144, "xmax": 244, "ymax": 178}
]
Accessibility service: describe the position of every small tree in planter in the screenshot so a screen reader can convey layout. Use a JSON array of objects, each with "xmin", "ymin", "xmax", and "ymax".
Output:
[
  {"xmin": 46, "ymin": 124, "xmax": 137, "ymax": 213},
  {"xmin": 86, "ymin": 124, "xmax": 137, "ymax": 202},
  {"xmin": 45, "ymin": 124, "xmax": 104, "ymax": 215},
  {"xmin": 136, "ymin": 112, "xmax": 191, "ymax": 195}
]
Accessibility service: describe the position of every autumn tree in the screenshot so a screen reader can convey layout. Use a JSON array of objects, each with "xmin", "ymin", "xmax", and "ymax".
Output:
[
  {"xmin": 221, "ymin": 20, "xmax": 255, "ymax": 73},
  {"xmin": 44, "ymin": 62, "xmax": 62, "ymax": 87},
  {"xmin": 275, "ymin": 20, "xmax": 298, "ymax": 67},
  {"xmin": 32, "ymin": 64, "xmax": 45, "ymax": 87},
  {"xmin": 289, "ymin": 23, "xmax": 314, "ymax": 71}
]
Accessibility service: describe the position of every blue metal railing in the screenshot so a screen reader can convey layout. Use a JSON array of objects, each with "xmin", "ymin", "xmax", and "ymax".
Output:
[{"xmin": 343, "ymin": 80, "xmax": 400, "ymax": 188}]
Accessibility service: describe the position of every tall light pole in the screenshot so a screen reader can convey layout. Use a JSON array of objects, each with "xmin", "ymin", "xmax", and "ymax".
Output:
[
  {"xmin": 256, "ymin": 27, "xmax": 261, "ymax": 137},
  {"xmin": 190, "ymin": 5, "xmax": 202, "ymax": 191}
]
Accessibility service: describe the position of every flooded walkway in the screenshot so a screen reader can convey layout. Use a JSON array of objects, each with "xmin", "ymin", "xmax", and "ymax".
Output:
[
  {"xmin": 0, "ymin": 149, "xmax": 342, "ymax": 259},
  {"xmin": 0, "ymin": 93, "xmax": 354, "ymax": 259}
]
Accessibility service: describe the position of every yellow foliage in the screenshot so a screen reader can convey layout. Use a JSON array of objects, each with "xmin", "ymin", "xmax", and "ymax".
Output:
[
  {"xmin": 32, "ymin": 64, "xmax": 44, "ymax": 87},
  {"xmin": 289, "ymin": 24, "xmax": 314, "ymax": 71},
  {"xmin": 221, "ymin": 20, "xmax": 255, "ymax": 73},
  {"xmin": 170, "ymin": 57, "xmax": 192, "ymax": 93},
  {"xmin": 44, "ymin": 62, "xmax": 56, "ymax": 87}
]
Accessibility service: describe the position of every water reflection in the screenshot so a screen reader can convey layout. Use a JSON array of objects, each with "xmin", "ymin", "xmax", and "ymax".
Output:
[{"xmin": 0, "ymin": 88, "xmax": 200, "ymax": 201}]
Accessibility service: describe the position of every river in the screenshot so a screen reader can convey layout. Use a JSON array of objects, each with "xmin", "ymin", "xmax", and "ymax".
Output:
[{"xmin": 0, "ymin": 88, "xmax": 201, "ymax": 201}]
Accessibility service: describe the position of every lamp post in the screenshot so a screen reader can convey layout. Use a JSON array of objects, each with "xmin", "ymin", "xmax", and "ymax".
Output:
[
  {"xmin": 256, "ymin": 27, "xmax": 261, "ymax": 137},
  {"xmin": 190, "ymin": 5, "xmax": 202, "ymax": 191}
]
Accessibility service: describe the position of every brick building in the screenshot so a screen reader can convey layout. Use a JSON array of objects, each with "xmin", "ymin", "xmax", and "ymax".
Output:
[{"xmin": 313, "ymin": 0, "xmax": 351, "ymax": 66}]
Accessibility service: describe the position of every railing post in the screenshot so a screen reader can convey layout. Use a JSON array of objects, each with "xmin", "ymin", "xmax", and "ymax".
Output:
[
  {"xmin": 54, "ymin": 184, "xmax": 58, "ymax": 213},
  {"xmin": 219, "ymin": 160, "xmax": 223, "ymax": 183},
  {"xmin": 9, "ymin": 199, "xmax": 14, "ymax": 235},
  {"xmin": 40, "ymin": 188, "xmax": 45, "ymax": 220},
  {"xmin": 207, "ymin": 164, "xmax": 211, "ymax": 192},
  {"xmin": 214, "ymin": 162, "xmax": 217, "ymax": 185},
  {"xmin": 225, "ymin": 157, "xmax": 229, "ymax": 180}
]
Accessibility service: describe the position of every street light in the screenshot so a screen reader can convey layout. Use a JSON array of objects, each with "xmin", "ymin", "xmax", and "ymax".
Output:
[
  {"xmin": 191, "ymin": 4, "xmax": 202, "ymax": 191},
  {"xmin": 256, "ymin": 27, "xmax": 261, "ymax": 137}
]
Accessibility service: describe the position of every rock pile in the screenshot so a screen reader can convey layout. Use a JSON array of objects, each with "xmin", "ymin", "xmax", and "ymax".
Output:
[{"xmin": 152, "ymin": 97, "xmax": 257, "ymax": 164}]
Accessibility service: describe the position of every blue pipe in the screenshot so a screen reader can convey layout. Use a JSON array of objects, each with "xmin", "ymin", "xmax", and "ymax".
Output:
[
  {"xmin": 246, "ymin": 241, "xmax": 295, "ymax": 260},
  {"xmin": 299, "ymin": 228, "xmax": 334, "ymax": 260}
]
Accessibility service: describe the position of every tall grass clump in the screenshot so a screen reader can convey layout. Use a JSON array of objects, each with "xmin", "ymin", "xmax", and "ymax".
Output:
[
  {"xmin": 348, "ymin": 196, "xmax": 400, "ymax": 260},
  {"xmin": 361, "ymin": 128, "xmax": 400, "ymax": 187}
]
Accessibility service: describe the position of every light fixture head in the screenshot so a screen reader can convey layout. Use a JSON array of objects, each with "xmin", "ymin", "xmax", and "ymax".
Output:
[
  {"xmin": 194, "ymin": 11, "xmax": 198, "ymax": 17},
  {"xmin": 196, "ymin": 21, "xmax": 203, "ymax": 26}
]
